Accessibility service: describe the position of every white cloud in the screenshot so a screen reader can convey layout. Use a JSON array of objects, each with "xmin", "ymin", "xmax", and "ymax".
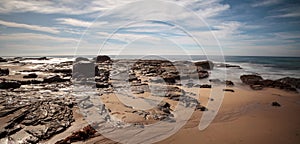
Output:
[
  {"xmin": 56, "ymin": 18, "xmax": 93, "ymax": 28},
  {"xmin": 270, "ymin": 8, "xmax": 300, "ymax": 18},
  {"xmin": 251, "ymin": 0, "xmax": 282, "ymax": 7},
  {"xmin": 0, "ymin": 20, "xmax": 59, "ymax": 34},
  {"xmin": 0, "ymin": 33, "xmax": 78, "ymax": 42},
  {"xmin": 0, "ymin": 0, "xmax": 230, "ymax": 19},
  {"xmin": 0, "ymin": 0, "xmax": 102, "ymax": 15}
]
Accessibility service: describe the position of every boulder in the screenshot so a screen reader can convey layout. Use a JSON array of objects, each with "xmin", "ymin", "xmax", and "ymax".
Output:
[
  {"xmin": 240, "ymin": 75, "xmax": 263, "ymax": 85},
  {"xmin": 0, "ymin": 81, "xmax": 21, "ymax": 89},
  {"xmin": 225, "ymin": 80, "xmax": 234, "ymax": 86},
  {"xmin": 23, "ymin": 73, "xmax": 38, "ymax": 78},
  {"xmin": 198, "ymin": 70, "xmax": 209, "ymax": 79},
  {"xmin": 96, "ymin": 55, "xmax": 111, "ymax": 63},
  {"xmin": 0, "ymin": 57, "xmax": 7, "ymax": 62},
  {"xmin": 194, "ymin": 61, "xmax": 214, "ymax": 70},
  {"xmin": 276, "ymin": 77, "xmax": 300, "ymax": 89},
  {"xmin": 75, "ymin": 57, "xmax": 89, "ymax": 63},
  {"xmin": 0, "ymin": 68, "xmax": 9, "ymax": 76}
]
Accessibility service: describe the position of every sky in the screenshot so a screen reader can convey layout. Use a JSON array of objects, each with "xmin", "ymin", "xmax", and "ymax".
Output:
[{"xmin": 0, "ymin": 0, "xmax": 300, "ymax": 56}]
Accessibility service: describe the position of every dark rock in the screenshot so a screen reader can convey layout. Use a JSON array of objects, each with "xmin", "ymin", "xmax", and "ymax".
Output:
[
  {"xmin": 216, "ymin": 63, "xmax": 242, "ymax": 69},
  {"xmin": 0, "ymin": 68, "xmax": 9, "ymax": 76},
  {"xmin": 198, "ymin": 70, "xmax": 209, "ymax": 79},
  {"xmin": 196, "ymin": 104, "xmax": 208, "ymax": 111},
  {"xmin": 223, "ymin": 89, "xmax": 235, "ymax": 92},
  {"xmin": 128, "ymin": 74, "xmax": 138, "ymax": 82},
  {"xmin": 261, "ymin": 79, "xmax": 296, "ymax": 91},
  {"xmin": 96, "ymin": 82, "xmax": 110, "ymax": 88},
  {"xmin": 241, "ymin": 75, "xmax": 297, "ymax": 92},
  {"xmin": 55, "ymin": 125, "xmax": 97, "ymax": 144},
  {"xmin": 157, "ymin": 102, "xmax": 171, "ymax": 114},
  {"xmin": 194, "ymin": 61, "xmax": 214, "ymax": 70},
  {"xmin": 225, "ymin": 80, "xmax": 234, "ymax": 86},
  {"xmin": 17, "ymin": 79, "xmax": 43, "ymax": 85},
  {"xmin": 96, "ymin": 55, "xmax": 111, "ymax": 63},
  {"xmin": 209, "ymin": 79, "xmax": 221, "ymax": 83},
  {"xmin": 0, "ymin": 106, "xmax": 24, "ymax": 117},
  {"xmin": 250, "ymin": 85, "xmax": 263, "ymax": 90},
  {"xmin": 272, "ymin": 101, "xmax": 281, "ymax": 107},
  {"xmin": 0, "ymin": 57, "xmax": 7, "ymax": 62},
  {"xmin": 0, "ymin": 81, "xmax": 21, "ymax": 89},
  {"xmin": 276, "ymin": 77, "xmax": 300, "ymax": 89},
  {"xmin": 75, "ymin": 57, "xmax": 89, "ymax": 62},
  {"xmin": 240, "ymin": 75, "xmax": 263, "ymax": 85},
  {"xmin": 43, "ymin": 75, "xmax": 69, "ymax": 83},
  {"xmin": 53, "ymin": 69, "xmax": 72, "ymax": 74},
  {"xmin": 200, "ymin": 84, "xmax": 212, "ymax": 88},
  {"xmin": 37, "ymin": 57, "xmax": 48, "ymax": 60},
  {"xmin": 23, "ymin": 73, "xmax": 38, "ymax": 78},
  {"xmin": 261, "ymin": 79, "xmax": 274, "ymax": 87}
]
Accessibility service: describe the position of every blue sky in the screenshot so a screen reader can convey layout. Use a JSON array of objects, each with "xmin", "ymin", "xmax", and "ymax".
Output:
[{"xmin": 0, "ymin": 0, "xmax": 299, "ymax": 56}]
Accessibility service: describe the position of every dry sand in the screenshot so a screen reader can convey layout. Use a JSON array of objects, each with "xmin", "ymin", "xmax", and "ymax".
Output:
[
  {"xmin": 79, "ymin": 86, "xmax": 300, "ymax": 144},
  {"xmin": 156, "ymin": 86, "xmax": 300, "ymax": 144}
]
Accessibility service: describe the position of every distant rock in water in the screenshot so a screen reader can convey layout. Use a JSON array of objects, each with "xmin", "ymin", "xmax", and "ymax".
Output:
[
  {"xmin": 23, "ymin": 57, "xmax": 49, "ymax": 60},
  {"xmin": 0, "ymin": 81, "xmax": 21, "ymax": 89},
  {"xmin": 215, "ymin": 63, "xmax": 242, "ymax": 69},
  {"xmin": 96, "ymin": 55, "xmax": 111, "ymax": 63},
  {"xmin": 37, "ymin": 57, "xmax": 48, "ymax": 60},
  {"xmin": 0, "ymin": 57, "xmax": 7, "ymax": 62},
  {"xmin": 194, "ymin": 61, "xmax": 214, "ymax": 70},
  {"xmin": 0, "ymin": 68, "xmax": 9, "ymax": 76}
]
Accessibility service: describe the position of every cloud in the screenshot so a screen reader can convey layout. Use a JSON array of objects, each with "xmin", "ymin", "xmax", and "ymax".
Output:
[
  {"xmin": 0, "ymin": 20, "xmax": 59, "ymax": 34},
  {"xmin": 56, "ymin": 18, "xmax": 92, "ymax": 27},
  {"xmin": 0, "ymin": 33, "xmax": 78, "ymax": 42},
  {"xmin": 0, "ymin": 0, "xmax": 102, "ymax": 15},
  {"xmin": 251, "ymin": 0, "xmax": 282, "ymax": 7},
  {"xmin": 269, "ymin": 8, "xmax": 300, "ymax": 18},
  {"xmin": 0, "ymin": 0, "xmax": 230, "ymax": 18}
]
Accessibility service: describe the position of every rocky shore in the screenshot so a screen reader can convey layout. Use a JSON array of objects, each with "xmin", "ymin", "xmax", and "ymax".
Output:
[{"xmin": 0, "ymin": 56, "xmax": 299, "ymax": 143}]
